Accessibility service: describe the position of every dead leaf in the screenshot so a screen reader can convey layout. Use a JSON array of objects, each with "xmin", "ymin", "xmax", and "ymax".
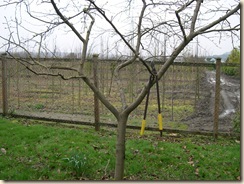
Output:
[
  {"xmin": 1, "ymin": 148, "xmax": 6, "ymax": 154},
  {"xmin": 93, "ymin": 145, "xmax": 99, "ymax": 150},
  {"xmin": 188, "ymin": 161, "xmax": 194, "ymax": 166},
  {"xmin": 188, "ymin": 155, "xmax": 194, "ymax": 162},
  {"xmin": 237, "ymin": 176, "xmax": 240, "ymax": 180},
  {"xmin": 195, "ymin": 168, "xmax": 199, "ymax": 175},
  {"xmin": 188, "ymin": 156, "xmax": 194, "ymax": 166},
  {"xmin": 133, "ymin": 149, "xmax": 139, "ymax": 154},
  {"xmin": 235, "ymin": 140, "xmax": 240, "ymax": 144}
]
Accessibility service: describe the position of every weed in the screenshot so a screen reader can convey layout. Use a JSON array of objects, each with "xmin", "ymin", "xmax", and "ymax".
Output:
[
  {"xmin": 26, "ymin": 103, "xmax": 45, "ymax": 110},
  {"xmin": 8, "ymin": 107, "xmax": 16, "ymax": 115},
  {"xmin": 34, "ymin": 103, "xmax": 45, "ymax": 110},
  {"xmin": 40, "ymin": 94, "xmax": 49, "ymax": 99},
  {"xmin": 63, "ymin": 152, "xmax": 88, "ymax": 177},
  {"xmin": 232, "ymin": 110, "xmax": 240, "ymax": 135}
]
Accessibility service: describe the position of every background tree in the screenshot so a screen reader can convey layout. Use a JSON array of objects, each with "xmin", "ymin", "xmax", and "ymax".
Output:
[
  {"xmin": 223, "ymin": 47, "xmax": 240, "ymax": 76},
  {"xmin": 227, "ymin": 47, "xmax": 240, "ymax": 64},
  {"xmin": 0, "ymin": 0, "xmax": 240, "ymax": 180}
]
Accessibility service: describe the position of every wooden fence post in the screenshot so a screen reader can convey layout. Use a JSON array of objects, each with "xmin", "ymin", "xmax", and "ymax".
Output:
[
  {"xmin": 1, "ymin": 55, "xmax": 8, "ymax": 116},
  {"xmin": 93, "ymin": 54, "xmax": 100, "ymax": 131},
  {"xmin": 171, "ymin": 65, "xmax": 174, "ymax": 121},
  {"xmin": 213, "ymin": 58, "xmax": 221, "ymax": 139}
]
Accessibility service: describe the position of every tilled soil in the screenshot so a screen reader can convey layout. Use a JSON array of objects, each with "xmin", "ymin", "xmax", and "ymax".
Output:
[{"xmin": 183, "ymin": 70, "xmax": 240, "ymax": 133}]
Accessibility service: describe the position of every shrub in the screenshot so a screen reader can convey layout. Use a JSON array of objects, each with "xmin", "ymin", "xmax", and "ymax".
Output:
[
  {"xmin": 222, "ymin": 66, "xmax": 239, "ymax": 76},
  {"xmin": 222, "ymin": 48, "xmax": 240, "ymax": 77}
]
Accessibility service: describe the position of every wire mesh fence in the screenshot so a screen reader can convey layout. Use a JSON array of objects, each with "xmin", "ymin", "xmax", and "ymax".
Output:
[{"xmin": 0, "ymin": 57, "xmax": 240, "ymax": 133}]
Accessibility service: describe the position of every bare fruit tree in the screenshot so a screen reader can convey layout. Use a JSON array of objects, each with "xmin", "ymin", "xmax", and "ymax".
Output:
[{"xmin": 0, "ymin": 0, "xmax": 240, "ymax": 180}]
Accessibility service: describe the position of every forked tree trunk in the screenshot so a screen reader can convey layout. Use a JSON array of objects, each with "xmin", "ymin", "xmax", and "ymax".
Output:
[{"xmin": 114, "ymin": 113, "xmax": 128, "ymax": 180}]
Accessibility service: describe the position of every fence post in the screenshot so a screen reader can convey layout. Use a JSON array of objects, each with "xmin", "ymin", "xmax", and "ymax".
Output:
[
  {"xmin": 213, "ymin": 58, "xmax": 221, "ymax": 139},
  {"xmin": 171, "ymin": 65, "xmax": 174, "ymax": 121},
  {"xmin": 1, "ymin": 54, "xmax": 8, "ymax": 116},
  {"xmin": 93, "ymin": 54, "xmax": 100, "ymax": 131},
  {"xmin": 195, "ymin": 65, "xmax": 200, "ymax": 109}
]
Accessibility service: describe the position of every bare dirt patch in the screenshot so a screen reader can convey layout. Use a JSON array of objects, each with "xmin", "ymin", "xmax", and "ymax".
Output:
[{"xmin": 184, "ymin": 70, "xmax": 240, "ymax": 133}]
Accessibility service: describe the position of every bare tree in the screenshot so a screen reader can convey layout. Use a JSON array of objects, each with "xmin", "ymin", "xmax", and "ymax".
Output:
[{"xmin": 0, "ymin": 0, "xmax": 240, "ymax": 180}]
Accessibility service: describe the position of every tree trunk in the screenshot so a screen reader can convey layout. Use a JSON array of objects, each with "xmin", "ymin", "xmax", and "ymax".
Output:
[{"xmin": 114, "ymin": 113, "xmax": 128, "ymax": 180}]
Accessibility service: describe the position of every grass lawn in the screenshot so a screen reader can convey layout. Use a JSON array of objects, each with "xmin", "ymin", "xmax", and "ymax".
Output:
[{"xmin": 0, "ymin": 117, "xmax": 240, "ymax": 180}]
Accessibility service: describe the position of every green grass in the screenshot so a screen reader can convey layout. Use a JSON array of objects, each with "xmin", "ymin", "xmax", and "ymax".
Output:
[
  {"xmin": 166, "ymin": 121, "xmax": 188, "ymax": 130},
  {"xmin": 0, "ymin": 117, "xmax": 240, "ymax": 180},
  {"xmin": 26, "ymin": 103, "xmax": 45, "ymax": 110}
]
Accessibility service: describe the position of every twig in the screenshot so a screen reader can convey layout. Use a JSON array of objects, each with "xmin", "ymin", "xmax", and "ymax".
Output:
[{"xmin": 104, "ymin": 159, "xmax": 110, "ymax": 176}]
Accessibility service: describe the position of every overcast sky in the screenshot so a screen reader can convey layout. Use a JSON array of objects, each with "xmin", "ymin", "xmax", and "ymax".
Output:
[{"xmin": 0, "ymin": 0, "xmax": 240, "ymax": 57}]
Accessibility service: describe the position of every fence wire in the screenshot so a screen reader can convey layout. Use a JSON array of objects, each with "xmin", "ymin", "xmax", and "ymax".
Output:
[{"xmin": 0, "ymin": 57, "xmax": 240, "ymax": 133}]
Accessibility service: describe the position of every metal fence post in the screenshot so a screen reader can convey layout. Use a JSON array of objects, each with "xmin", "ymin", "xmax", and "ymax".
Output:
[
  {"xmin": 213, "ymin": 58, "xmax": 221, "ymax": 139},
  {"xmin": 93, "ymin": 54, "xmax": 100, "ymax": 131},
  {"xmin": 1, "ymin": 55, "xmax": 8, "ymax": 116}
]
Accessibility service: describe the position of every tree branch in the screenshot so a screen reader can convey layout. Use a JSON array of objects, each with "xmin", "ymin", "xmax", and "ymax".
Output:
[
  {"xmin": 175, "ymin": 0, "xmax": 195, "ymax": 41},
  {"xmin": 82, "ymin": 76, "xmax": 120, "ymax": 119},
  {"xmin": 175, "ymin": 11, "xmax": 187, "ymax": 41},
  {"xmin": 190, "ymin": 0, "xmax": 203, "ymax": 34},
  {"xmin": 196, "ymin": 3, "xmax": 240, "ymax": 35},
  {"xmin": 135, "ymin": 0, "xmax": 147, "ymax": 53},
  {"xmin": 0, "ymin": 0, "xmax": 23, "ymax": 7},
  {"xmin": 50, "ymin": 0, "xmax": 86, "ymax": 43},
  {"xmin": 80, "ymin": 8, "xmax": 95, "ymax": 73},
  {"xmin": 114, "ymin": 56, "xmax": 137, "ymax": 109},
  {"xmin": 88, "ymin": 0, "xmax": 153, "ymax": 75},
  {"xmin": 201, "ymin": 27, "xmax": 240, "ymax": 34}
]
